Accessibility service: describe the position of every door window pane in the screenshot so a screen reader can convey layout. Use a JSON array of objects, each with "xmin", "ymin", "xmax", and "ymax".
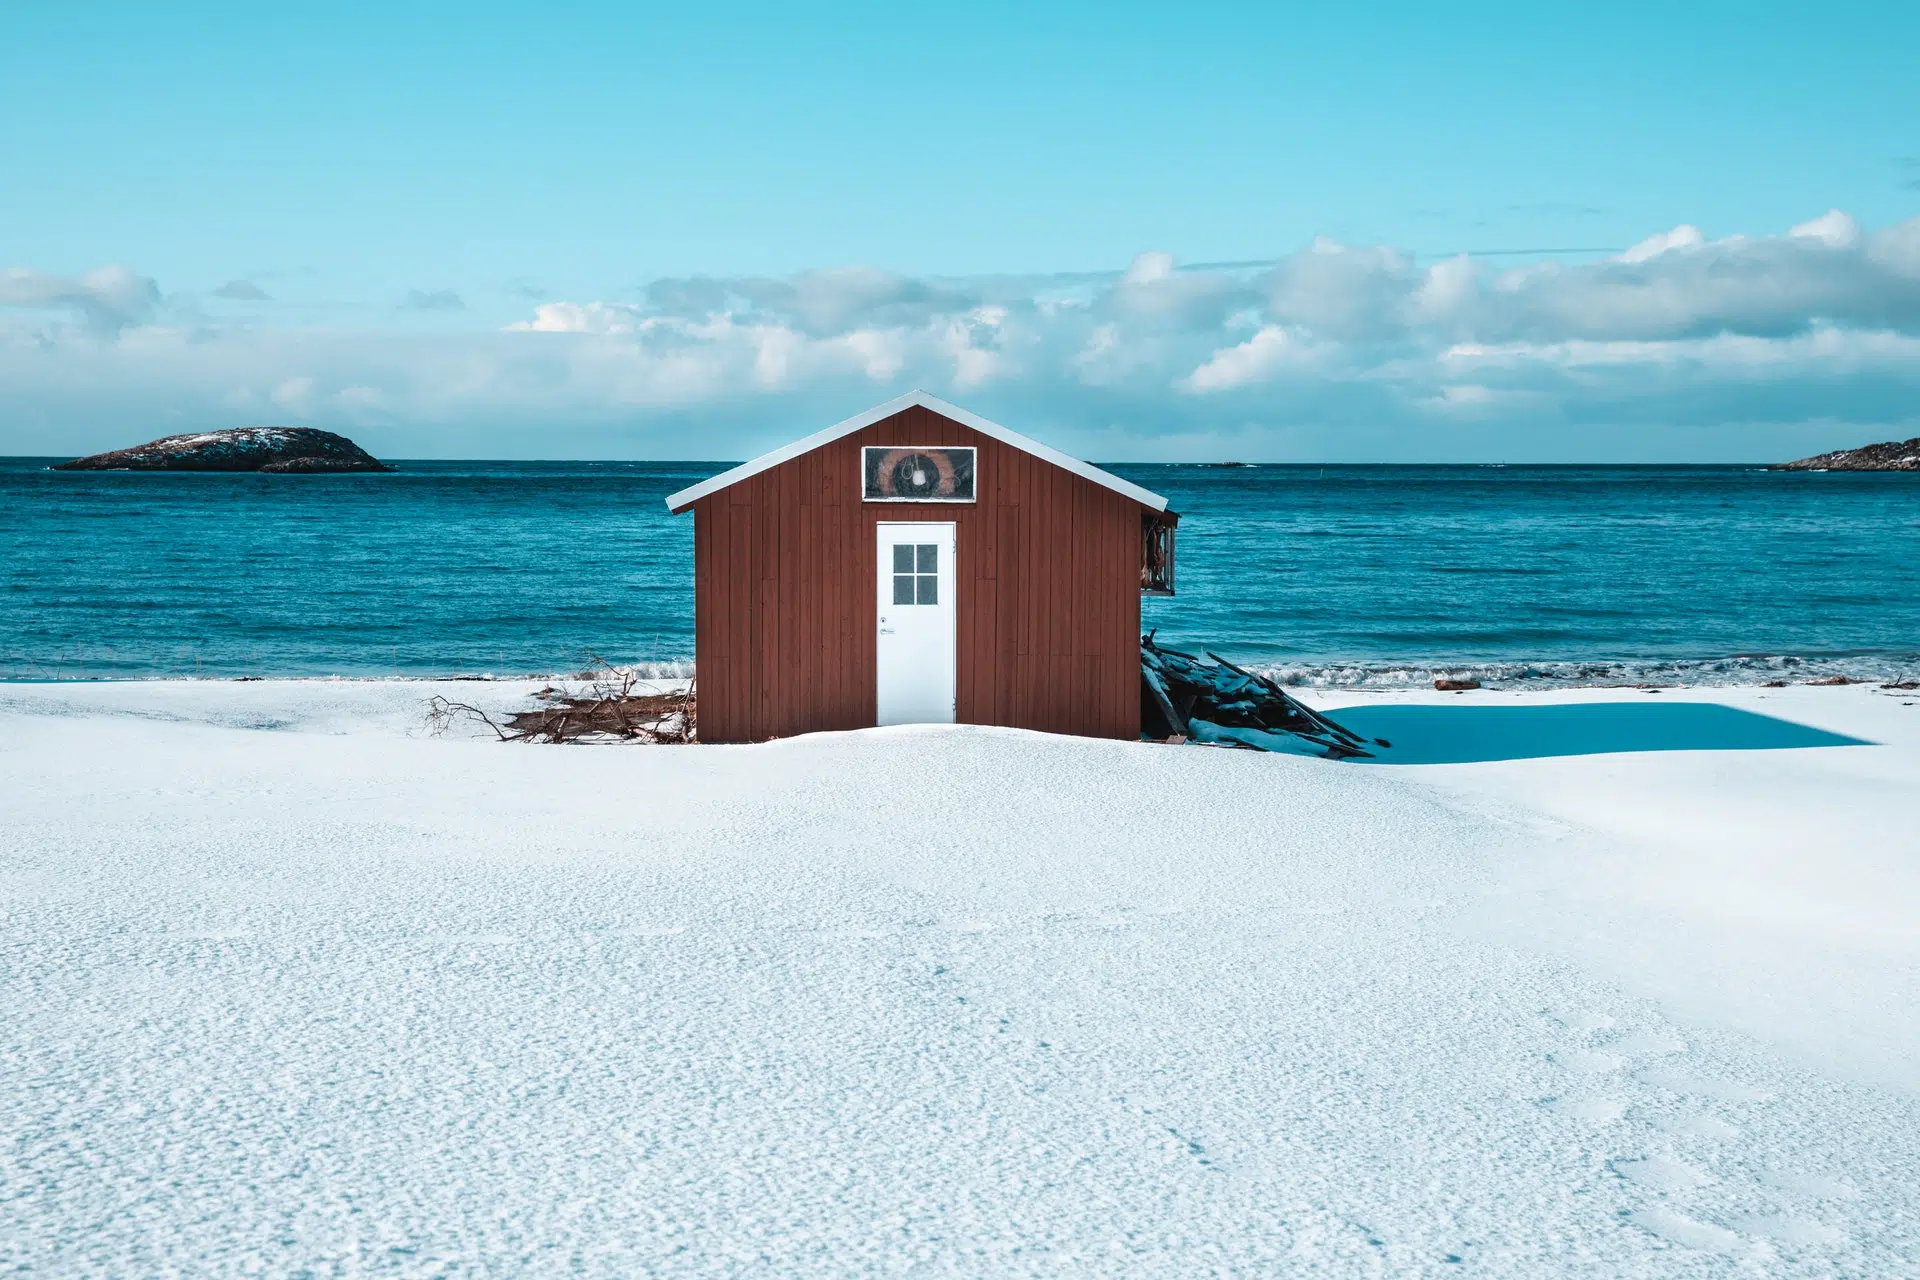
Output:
[{"xmin": 885, "ymin": 540, "xmax": 943, "ymax": 606}]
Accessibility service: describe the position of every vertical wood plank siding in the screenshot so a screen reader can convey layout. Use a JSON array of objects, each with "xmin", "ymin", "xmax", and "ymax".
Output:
[{"xmin": 690, "ymin": 405, "xmax": 1144, "ymax": 743}]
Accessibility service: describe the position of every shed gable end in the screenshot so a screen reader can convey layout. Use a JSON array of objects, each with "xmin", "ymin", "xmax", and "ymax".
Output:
[{"xmin": 665, "ymin": 390, "xmax": 1168, "ymax": 514}]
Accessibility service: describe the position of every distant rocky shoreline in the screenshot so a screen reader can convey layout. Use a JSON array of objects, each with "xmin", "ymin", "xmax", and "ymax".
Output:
[
  {"xmin": 1774, "ymin": 437, "xmax": 1920, "ymax": 472},
  {"xmin": 55, "ymin": 427, "xmax": 392, "ymax": 473}
]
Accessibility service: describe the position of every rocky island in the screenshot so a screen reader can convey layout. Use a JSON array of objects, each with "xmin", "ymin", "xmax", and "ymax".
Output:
[
  {"xmin": 1774, "ymin": 437, "xmax": 1920, "ymax": 472},
  {"xmin": 55, "ymin": 427, "xmax": 393, "ymax": 473}
]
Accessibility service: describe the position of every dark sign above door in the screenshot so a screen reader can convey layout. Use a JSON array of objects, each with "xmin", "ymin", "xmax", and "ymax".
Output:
[{"xmin": 862, "ymin": 446, "xmax": 976, "ymax": 502}]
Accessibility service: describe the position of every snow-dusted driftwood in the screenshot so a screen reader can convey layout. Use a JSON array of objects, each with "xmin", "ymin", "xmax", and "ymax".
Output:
[
  {"xmin": 430, "ymin": 666, "xmax": 695, "ymax": 744},
  {"xmin": 1142, "ymin": 634, "xmax": 1380, "ymax": 759}
]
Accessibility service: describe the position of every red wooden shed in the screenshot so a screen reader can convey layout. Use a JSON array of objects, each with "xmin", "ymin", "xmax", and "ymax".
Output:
[{"xmin": 665, "ymin": 391, "xmax": 1178, "ymax": 743}]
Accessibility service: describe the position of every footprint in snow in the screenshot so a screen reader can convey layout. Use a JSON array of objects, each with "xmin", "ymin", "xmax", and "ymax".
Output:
[
  {"xmin": 1721, "ymin": 1171, "xmax": 1857, "ymax": 1249},
  {"xmin": 1611, "ymin": 1154, "xmax": 1713, "ymax": 1193},
  {"xmin": 1546, "ymin": 1009, "xmax": 1616, "ymax": 1035},
  {"xmin": 1540, "ymin": 1009, "xmax": 1849, "ymax": 1260},
  {"xmin": 1604, "ymin": 1029, "xmax": 1687, "ymax": 1056},
  {"xmin": 1544, "ymin": 1094, "xmax": 1628, "ymax": 1124},
  {"xmin": 1758, "ymin": 1170, "xmax": 1858, "ymax": 1201},
  {"xmin": 1551, "ymin": 1048, "xmax": 1626, "ymax": 1074},
  {"xmin": 1731, "ymin": 1213, "xmax": 1849, "ymax": 1247},
  {"xmin": 1636, "ymin": 1068, "xmax": 1774, "ymax": 1103},
  {"xmin": 1624, "ymin": 1207, "xmax": 1748, "ymax": 1256},
  {"xmin": 1645, "ymin": 1111, "xmax": 1741, "ymax": 1142},
  {"xmin": 1631, "ymin": 1202, "xmax": 1849, "ymax": 1257}
]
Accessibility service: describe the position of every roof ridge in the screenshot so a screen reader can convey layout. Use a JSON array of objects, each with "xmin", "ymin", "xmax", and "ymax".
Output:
[{"xmin": 664, "ymin": 391, "xmax": 1168, "ymax": 513}]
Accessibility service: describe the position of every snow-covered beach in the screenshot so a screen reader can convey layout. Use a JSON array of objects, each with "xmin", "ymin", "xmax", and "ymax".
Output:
[{"xmin": 3, "ymin": 679, "xmax": 1917, "ymax": 1275}]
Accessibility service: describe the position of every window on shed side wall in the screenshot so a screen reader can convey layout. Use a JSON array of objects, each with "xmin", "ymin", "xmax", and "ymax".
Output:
[{"xmin": 1142, "ymin": 513, "xmax": 1177, "ymax": 595}]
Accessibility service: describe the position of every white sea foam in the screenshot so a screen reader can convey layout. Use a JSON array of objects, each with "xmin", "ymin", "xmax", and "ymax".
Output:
[{"xmin": 1255, "ymin": 651, "xmax": 1920, "ymax": 689}]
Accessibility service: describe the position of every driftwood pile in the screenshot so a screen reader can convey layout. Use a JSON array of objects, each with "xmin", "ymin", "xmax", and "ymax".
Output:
[
  {"xmin": 429, "ymin": 667, "xmax": 695, "ymax": 744},
  {"xmin": 1142, "ymin": 634, "xmax": 1382, "ymax": 759}
]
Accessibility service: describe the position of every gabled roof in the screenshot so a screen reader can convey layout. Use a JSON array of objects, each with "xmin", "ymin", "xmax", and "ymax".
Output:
[{"xmin": 664, "ymin": 390, "xmax": 1170, "ymax": 514}]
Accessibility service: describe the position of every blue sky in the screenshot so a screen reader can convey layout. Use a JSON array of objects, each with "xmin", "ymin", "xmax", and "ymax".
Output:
[{"xmin": 3, "ymin": 1, "xmax": 1917, "ymax": 460}]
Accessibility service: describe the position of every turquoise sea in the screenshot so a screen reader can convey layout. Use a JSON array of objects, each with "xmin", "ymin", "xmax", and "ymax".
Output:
[{"xmin": 3, "ymin": 458, "xmax": 1916, "ymax": 686}]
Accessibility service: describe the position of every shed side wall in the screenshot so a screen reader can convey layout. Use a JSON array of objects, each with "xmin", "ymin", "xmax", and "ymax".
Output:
[{"xmin": 692, "ymin": 405, "xmax": 1142, "ymax": 742}]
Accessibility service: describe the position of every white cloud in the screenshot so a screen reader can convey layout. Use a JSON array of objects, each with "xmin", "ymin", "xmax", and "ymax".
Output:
[
  {"xmin": 271, "ymin": 376, "xmax": 316, "ymax": 414},
  {"xmin": 1183, "ymin": 326, "xmax": 1318, "ymax": 393},
  {"xmin": 1409, "ymin": 255, "xmax": 1477, "ymax": 326},
  {"xmin": 1070, "ymin": 323, "xmax": 1135, "ymax": 385},
  {"xmin": 842, "ymin": 329, "xmax": 906, "ymax": 382},
  {"xmin": 1404, "ymin": 381, "xmax": 1562, "ymax": 424},
  {"xmin": 212, "ymin": 279, "xmax": 270, "ymax": 301},
  {"xmin": 4, "ymin": 210, "xmax": 1920, "ymax": 458},
  {"xmin": 1260, "ymin": 238, "xmax": 1417, "ymax": 341},
  {"xmin": 1124, "ymin": 250, "xmax": 1175, "ymax": 284},
  {"xmin": 1869, "ymin": 218, "xmax": 1920, "ymax": 275},
  {"xmin": 336, "ymin": 384, "xmax": 387, "ymax": 415},
  {"xmin": 1618, "ymin": 224, "xmax": 1706, "ymax": 263},
  {"xmin": 509, "ymin": 301, "xmax": 645, "ymax": 334},
  {"xmin": 1790, "ymin": 209, "xmax": 1862, "ymax": 248},
  {"xmin": 0, "ymin": 265, "xmax": 161, "ymax": 333},
  {"xmin": 1443, "ymin": 327, "xmax": 1920, "ymax": 374}
]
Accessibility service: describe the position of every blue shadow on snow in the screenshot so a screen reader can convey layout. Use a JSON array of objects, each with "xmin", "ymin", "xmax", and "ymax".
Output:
[{"xmin": 1330, "ymin": 701, "xmax": 1872, "ymax": 765}]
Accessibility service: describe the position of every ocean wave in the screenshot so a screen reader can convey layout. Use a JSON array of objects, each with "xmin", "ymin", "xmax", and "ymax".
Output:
[
  {"xmin": 1248, "ymin": 652, "xmax": 1920, "ymax": 690},
  {"xmin": 549, "ymin": 659, "xmax": 694, "ymax": 682},
  {"xmin": 8, "ymin": 651, "xmax": 1914, "ymax": 692}
]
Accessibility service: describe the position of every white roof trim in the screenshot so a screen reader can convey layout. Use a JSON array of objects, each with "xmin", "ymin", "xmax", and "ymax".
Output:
[{"xmin": 664, "ymin": 390, "xmax": 1169, "ymax": 513}]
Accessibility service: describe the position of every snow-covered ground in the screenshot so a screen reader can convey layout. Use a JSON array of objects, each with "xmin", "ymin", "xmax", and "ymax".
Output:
[{"xmin": 2, "ymin": 678, "xmax": 1916, "ymax": 1276}]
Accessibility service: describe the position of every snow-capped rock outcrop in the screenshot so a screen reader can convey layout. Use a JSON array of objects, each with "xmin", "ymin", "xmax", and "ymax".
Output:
[
  {"xmin": 1775, "ymin": 437, "xmax": 1920, "ymax": 472},
  {"xmin": 55, "ymin": 427, "xmax": 392, "ymax": 472}
]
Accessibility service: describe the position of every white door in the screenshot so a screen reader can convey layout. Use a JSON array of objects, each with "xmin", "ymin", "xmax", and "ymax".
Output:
[{"xmin": 876, "ymin": 523, "xmax": 956, "ymax": 726}]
